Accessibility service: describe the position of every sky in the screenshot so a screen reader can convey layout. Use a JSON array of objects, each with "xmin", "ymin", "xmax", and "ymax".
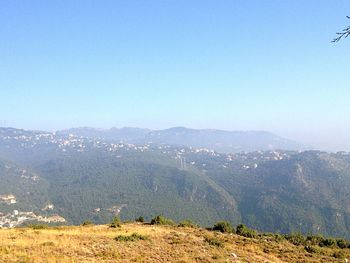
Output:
[{"xmin": 0, "ymin": 1, "xmax": 349, "ymax": 151}]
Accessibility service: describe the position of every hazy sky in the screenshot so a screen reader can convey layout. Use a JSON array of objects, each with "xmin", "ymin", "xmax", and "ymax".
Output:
[{"xmin": 0, "ymin": 1, "xmax": 350, "ymax": 151}]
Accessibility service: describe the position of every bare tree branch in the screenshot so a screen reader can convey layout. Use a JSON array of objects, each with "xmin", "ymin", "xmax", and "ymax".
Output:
[{"xmin": 333, "ymin": 16, "xmax": 350, "ymax": 42}]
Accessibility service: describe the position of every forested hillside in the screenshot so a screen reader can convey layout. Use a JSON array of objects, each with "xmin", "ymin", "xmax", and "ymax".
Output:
[{"xmin": 0, "ymin": 128, "xmax": 349, "ymax": 239}]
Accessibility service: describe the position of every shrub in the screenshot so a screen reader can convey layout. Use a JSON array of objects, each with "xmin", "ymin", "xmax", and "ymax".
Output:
[
  {"xmin": 285, "ymin": 232, "xmax": 306, "ymax": 246},
  {"xmin": 115, "ymin": 233, "xmax": 148, "ymax": 242},
  {"xmin": 42, "ymin": 241, "xmax": 55, "ymax": 246},
  {"xmin": 319, "ymin": 238, "xmax": 337, "ymax": 248},
  {"xmin": 306, "ymin": 235, "xmax": 324, "ymax": 246},
  {"xmin": 150, "ymin": 215, "xmax": 175, "ymax": 226},
  {"xmin": 236, "ymin": 224, "xmax": 257, "ymax": 238},
  {"xmin": 81, "ymin": 220, "xmax": 93, "ymax": 226},
  {"xmin": 135, "ymin": 216, "xmax": 145, "ymax": 223},
  {"xmin": 30, "ymin": 224, "xmax": 49, "ymax": 230},
  {"xmin": 332, "ymin": 251, "xmax": 345, "ymax": 259},
  {"xmin": 212, "ymin": 221, "xmax": 233, "ymax": 233},
  {"xmin": 178, "ymin": 219, "xmax": 196, "ymax": 228},
  {"xmin": 336, "ymin": 238, "xmax": 350, "ymax": 249},
  {"xmin": 273, "ymin": 233, "xmax": 285, "ymax": 242},
  {"xmin": 204, "ymin": 236, "xmax": 224, "ymax": 248},
  {"xmin": 261, "ymin": 232, "xmax": 284, "ymax": 242},
  {"xmin": 304, "ymin": 245, "xmax": 319, "ymax": 254},
  {"xmin": 109, "ymin": 216, "xmax": 121, "ymax": 228}
]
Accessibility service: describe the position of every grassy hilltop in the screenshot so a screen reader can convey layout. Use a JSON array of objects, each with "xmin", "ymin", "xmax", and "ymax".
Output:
[{"xmin": 0, "ymin": 222, "xmax": 349, "ymax": 263}]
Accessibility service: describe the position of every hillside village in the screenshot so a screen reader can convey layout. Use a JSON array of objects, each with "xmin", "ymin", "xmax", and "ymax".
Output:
[
  {"xmin": 1, "ymin": 127, "xmax": 350, "ymax": 239},
  {"xmin": 0, "ymin": 209, "xmax": 66, "ymax": 228},
  {"xmin": 0, "ymin": 194, "xmax": 17, "ymax": 204},
  {"xmin": 0, "ymin": 128, "xmax": 296, "ymax": 230},
  {"xmin": 0, "ymin": 192, "xmax": 66, "ymax": 228},
  {"xmin": 0, "ymin": 127, "xmax": 295, "ymax": 172}
]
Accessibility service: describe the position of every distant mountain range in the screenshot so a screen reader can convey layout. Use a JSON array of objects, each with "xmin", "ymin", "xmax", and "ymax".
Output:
[
  {"xmin": 57, "ymin": 127, "xmax": 151, "ymax": 142},
  {"xmin": 0, "ymin": 127, "xmax": 349, "ymax": 239},
  {"xmin": 58, "ymin": 126, "xmax": 307, "ymax": 152}
]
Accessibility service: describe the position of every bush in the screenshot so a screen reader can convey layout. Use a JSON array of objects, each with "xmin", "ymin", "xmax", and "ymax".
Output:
[
  {"xmin": 30, "ymin": 224, "xmax": 49, "ymax": 230},
  {"xmin": 81, "ymin": 220, "xmax": 93, "ymax": 226},
  {"xmin": 336, "ymin": 238, "xmax": 350, "ymax": 249},
  {"xmin": 332, "ymin": 251, "xmax": 345, "ymax": 259},
  {"xmin": 42, "ymin": 241, "xmax": 55, "ymax": 246},
  {"xmin": 319, "ymin": 238, "xmax": 337, "ymax": 248},
  {"xmin": 150, "ymin": 215, "xmax": 175, "ymax": 226},
  {"xmin": 236, "ymin": 224, "xmax": 257, "ymax": 238},
  {"xmin": 135, "ymin": 216, "xmax": 145, "ymax": 223},
  {"xmin": 261, "ymin": 232, "xmax": 284, "ymax": 242},
  {"xmin": 109, "ymin": 216, "xmax": 121, "ymax": 228},
  {"xmin": 115, "ymin": 233, "xmax": 148, "ymax": 242},
  {"xmin": 285, "ymin": 232, "xmax": 306, "ymax": 246},
  {"xmin": 178, "ymin": 219, "xmax": 196, "ymax": 228},
  {"xmin": 306, "ymin": 235, "xmax": 324, "ymax": 246},
  {"xmin": 212, "ymin": 221, "xmax": 233, "ymax": 233},
  {"xmin": 273, "ymin": 233, "xmax": 285, "ymax": 242},
  {"xmin": 304, "ymin": 245, "xmax": 319, "ymax": 254},
  {"xmin": 204, "ymin": 236, "xmax": 224, "ymax": 248}
]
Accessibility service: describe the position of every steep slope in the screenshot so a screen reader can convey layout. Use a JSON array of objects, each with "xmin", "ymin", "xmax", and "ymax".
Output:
[
  {"xmin": 200, "ymin": 151, "xmax": 350, "ymax": 238},
  {"xmin": 0, "ymin": 158, "xmax": 67, "ymax": 228},
  {"xmin": 0, "ymin": 127, "xmax": 350, "ymax": 239},
  {"xmin": 0, "ymin": 128, "xmax": 241, "ymax": 225},
  {"xmin": 0, "ymin": 158, "xmax": 50, "ymax": 214},
  {"xmin": 33, "ymin": 150, "xmax": 240, "ymax": 225}
]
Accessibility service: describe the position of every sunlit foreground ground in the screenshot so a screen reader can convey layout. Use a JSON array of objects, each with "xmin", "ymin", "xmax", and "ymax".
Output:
[{"xmin": 0, "ymin": 223, "xmax": 349, "ymax": 262}]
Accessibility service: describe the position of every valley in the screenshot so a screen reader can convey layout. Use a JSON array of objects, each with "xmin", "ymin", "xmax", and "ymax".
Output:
[{"xmin": 0, "ymin": 127, "xmax": 349, "ymax": 239}]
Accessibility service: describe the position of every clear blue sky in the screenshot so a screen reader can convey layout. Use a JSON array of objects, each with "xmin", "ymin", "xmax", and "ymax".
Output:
[{"xmin": 0, "ymin": 1, "xmax": 349, "ymax": 151}]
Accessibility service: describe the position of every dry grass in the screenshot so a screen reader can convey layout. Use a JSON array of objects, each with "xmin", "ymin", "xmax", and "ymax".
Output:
[{"xmin": 0, "ymin": 223, "xmax": 349, "ymax": 262}]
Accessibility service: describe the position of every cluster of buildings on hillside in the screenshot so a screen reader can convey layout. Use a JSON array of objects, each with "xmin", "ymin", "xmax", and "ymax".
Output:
[
  {"xmin": 0, "ymin": 130, "xmax": 154, "ymax": 155},
  {"xmin": 0, "ymin": 128, "xmax": 300, "ymax": 162},
  {"xmin": 0, "ymin": 129, "xmax": 304, "ymax": 174},
  {"xmin": 0, "ymin": 192, "xmax": 63, "ymax": 228},
  {"xmin": 0, "ymin": 194, "xmax": 17, "ymax": 204},
  {"xmin": 0, "ymin": 210, "xmax": 66, "ymax": 228}
]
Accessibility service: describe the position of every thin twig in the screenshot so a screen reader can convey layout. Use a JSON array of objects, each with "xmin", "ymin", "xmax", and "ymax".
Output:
[{"xmin": 332, "ymin": 16, "xmax": 350, "ymax": 42}]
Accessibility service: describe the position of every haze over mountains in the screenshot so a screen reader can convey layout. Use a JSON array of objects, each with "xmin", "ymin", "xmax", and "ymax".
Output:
[
  {"xmin": 1, "ymin": 126, "xmax": 350, "ymax": 239},
  {"xmin": 58, "ymin": 126, "xmax": 307, "ymax": 153}
]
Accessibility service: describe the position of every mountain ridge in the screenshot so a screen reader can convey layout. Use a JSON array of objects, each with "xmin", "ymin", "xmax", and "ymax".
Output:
[
  {"xmin": 1, "ymin": 127, "xmax": 349, "ymax": 239},
  {"xmin": 56, "ymin": 126, "xmax": 307, "ymax": 153}
]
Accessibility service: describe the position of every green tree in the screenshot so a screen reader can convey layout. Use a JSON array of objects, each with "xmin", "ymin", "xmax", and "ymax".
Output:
[
  {"xmin": 150, "ymin": 215, "xmax": 174, "ymax": 226},
  {"xmin": 135, "ymin": 216, "xmax": 145, "ymax": 223},
  {"xmin": 236, "ymin": 224, "xmax": 257, "ymax": 238},
  {"xmin": 110, "ymin": 216, "xmax": 121, "ymax": 228}
]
